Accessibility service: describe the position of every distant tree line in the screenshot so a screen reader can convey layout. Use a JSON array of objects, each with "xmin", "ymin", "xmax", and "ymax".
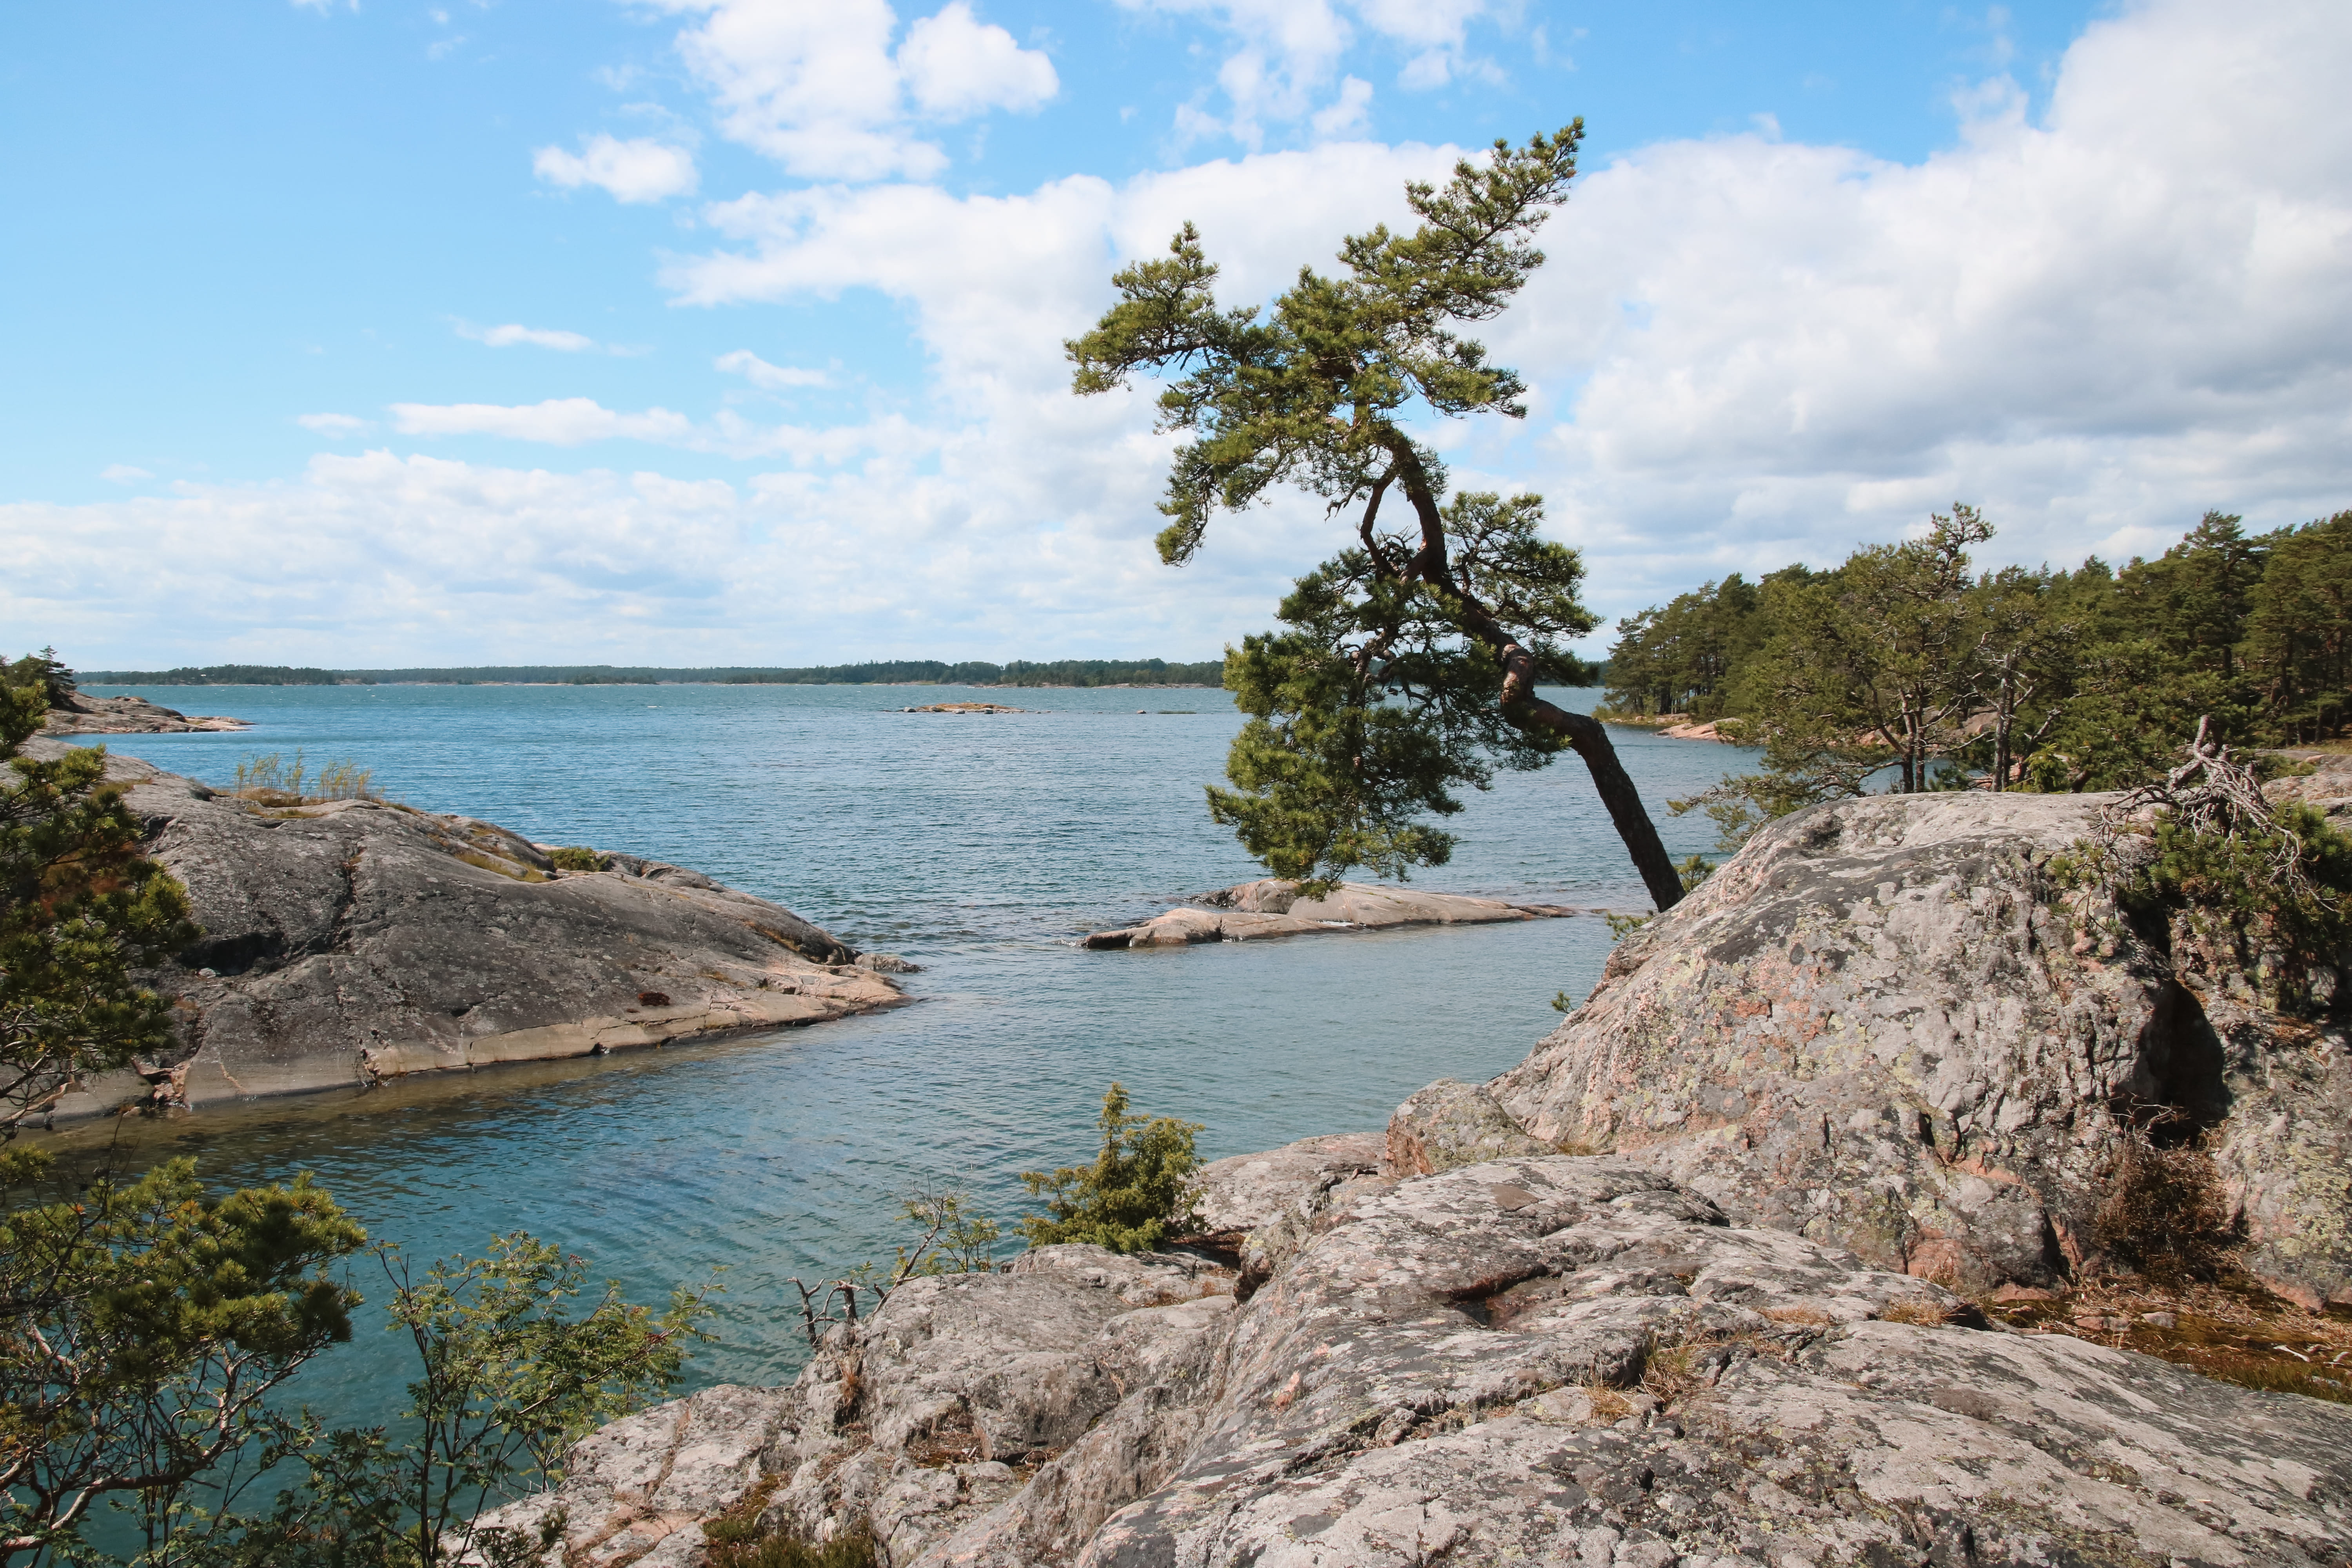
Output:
[
  {"xmin": 1600, "ymin": 506, "xmax": 2352, "ymax": 838},
  {"xmin": 75, "ymin": 659, "xmax": 1227, "ymax": 688}
]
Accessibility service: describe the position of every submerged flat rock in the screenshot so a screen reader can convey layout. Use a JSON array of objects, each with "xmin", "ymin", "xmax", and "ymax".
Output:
[
  {"xmin": 26, "ymin": 740, "xmax": 904, "ymax": 1121},
  {"xmin": 1083, "ymin": 877, "xmax": 1573, "ymax": 949}
]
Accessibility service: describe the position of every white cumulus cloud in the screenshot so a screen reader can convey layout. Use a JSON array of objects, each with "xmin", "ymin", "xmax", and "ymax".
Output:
[
  {"xmin": 898, "ymin": 2, "xmax": 1058, "ymax": 118},
  {"xmin": 296, "ymin": 413, "xmax": 373, "ymax": 436},
  {"xmin": 532, "ymin": 134, "xmax": 699, "ymax": 202},
  {"xmin": 650, "ymin": 0, "xmax": 1056, "ymax": 180},
  {"xmin": 1130, "ymin": 0, "xmax": 1503, "ymax": 146}
]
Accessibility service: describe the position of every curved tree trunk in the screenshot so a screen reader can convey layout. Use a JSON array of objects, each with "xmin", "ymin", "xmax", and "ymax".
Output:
[
  {"xmin": 1383, "ymin": 448, "xmax": 1686, "ymax": 913},
  {"xmin": 1495, "ymin": 644, "xmax": 1688, "ymax": 913}
]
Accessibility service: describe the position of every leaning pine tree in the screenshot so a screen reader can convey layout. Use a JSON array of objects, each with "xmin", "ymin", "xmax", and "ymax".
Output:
[{"xmin": 1068, "ymin": 123, "xmax": 1687, "ymax": 911}]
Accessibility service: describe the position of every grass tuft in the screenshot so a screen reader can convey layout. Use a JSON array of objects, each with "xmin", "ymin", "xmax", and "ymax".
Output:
[
  {"xmin": 229, "ymin": 749, "xmax": 381, "ymax": 806},
  {"xmin": 702, "ymin": 1476, "xmax": 877, "ymax": 1568}
]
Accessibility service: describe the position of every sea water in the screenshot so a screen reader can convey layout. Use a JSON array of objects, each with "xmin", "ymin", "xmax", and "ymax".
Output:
[{"xmin": 46, "ymin": 682, "xmax": 1753, "ymax": 1425}]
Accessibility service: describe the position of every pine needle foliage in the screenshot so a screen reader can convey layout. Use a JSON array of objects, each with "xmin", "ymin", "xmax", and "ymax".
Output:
[
  {"xmin": 1018, "ymin": 1085, "xmax": 1202, "ymax": 1255},
  {"xmin": 2053, "ymin": 719, "xmax": 2352, "ymax": 1016},
  {"xmin": 1067, "ymin": 127, "xmax": 1690, "ymax": 913},
  {"xmin": 0, "ymin": 1152, "xmax": 367, "ymax": 1564},
  {"xmin": 1, "ymin": 659, "xmax": 197, "ymax": 1138}
]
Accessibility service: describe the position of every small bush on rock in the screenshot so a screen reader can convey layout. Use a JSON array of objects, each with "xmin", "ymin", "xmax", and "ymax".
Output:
[
  {"xmin": 1018, "ymin": 1084, "xmax": 1202, "ymax": 1254},
  {"xmin": 2052, "ymin": 717, "xmax": 2352, "ymax": 1016},
  {"xmin": 549, "ymin": 846, "xmax": 608, "ymax": 872},
  {"xmin": 703, "ymin": 1477, "xmax": 877, "ymax": 1568}
]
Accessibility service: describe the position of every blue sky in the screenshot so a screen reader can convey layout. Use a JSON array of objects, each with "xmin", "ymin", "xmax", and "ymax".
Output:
[{"xmin": 5, "ymin": 0, "xmax": 2348, "ymax": 667}]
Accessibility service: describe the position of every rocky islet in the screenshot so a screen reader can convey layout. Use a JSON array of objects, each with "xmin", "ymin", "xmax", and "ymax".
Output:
[
  {"xmin": 40, "ymin": 690, "xmax": 249, "ymax": 734},
  {"xmin": 27, "ymin": 740, "xmax": 907, "ymax": 1121}
]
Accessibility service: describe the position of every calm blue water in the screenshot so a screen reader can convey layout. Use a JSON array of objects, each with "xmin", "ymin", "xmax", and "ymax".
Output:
[{"xmin": 48, "ymin": 682, "xmax": 1751, "ymax": 1418}]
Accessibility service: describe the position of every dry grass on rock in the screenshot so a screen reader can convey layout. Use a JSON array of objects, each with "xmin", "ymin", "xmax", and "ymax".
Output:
[{"xmin": 1985, "ymin": 1277, "xmax": 2352, "ymax": 1405}]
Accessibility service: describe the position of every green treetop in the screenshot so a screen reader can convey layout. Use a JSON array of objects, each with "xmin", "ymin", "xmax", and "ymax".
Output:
[{"xmin": 1068, "ymin": 125, "xmax": 1688, "ymax": 912}]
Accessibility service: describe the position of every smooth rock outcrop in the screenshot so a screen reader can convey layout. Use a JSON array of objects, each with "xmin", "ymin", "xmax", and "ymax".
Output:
[
  {"xmin": 42, "ymin": 691, "xmax": 247, "ymax": 733},
  {"xmin": 1083, "ymin": 878, "xmax": 1573, "ymax": 949},
  {"xmin": 1485, "ymin": 786, "xmax": 2352, "ymax": 1301},
  {"xmin": 512, "ymin": 1154, "xmax": 2352, "ymax": 1567},
  {"xmin": 29, "ymin": 742, "xmax": 903, "ymax": 1120}
]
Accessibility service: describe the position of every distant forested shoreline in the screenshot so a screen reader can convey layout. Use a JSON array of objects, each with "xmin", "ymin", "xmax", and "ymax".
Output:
[
  {"xmin": 1601, "ymin": 505, "xmax": 2352, "ymax": 800},
  {"xmin": 79, "ymin": 658, "xmax": 1232, "ymax": 688}
]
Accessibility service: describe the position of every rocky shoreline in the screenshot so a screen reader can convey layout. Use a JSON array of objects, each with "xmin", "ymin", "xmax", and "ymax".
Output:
[
  {"xmin": 43, "ymin": 691, "xmax": 248, "ymax": 733},
  {"xmin": 493, "ymin": 1137, "xmax": 2352, "ymax": 1568},
  {"xmin": 26, "ymin": 740, "xmax": 906, "ymax": 1124},
  {"xmin": 483, "ymin": 773, "xmax": 2352, "ymax": 1566}
]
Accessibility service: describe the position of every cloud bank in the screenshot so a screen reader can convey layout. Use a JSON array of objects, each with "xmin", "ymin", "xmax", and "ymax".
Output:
[{"xmin": 9, "ymin": 0, "xmax": 2349, "ymax": 666}]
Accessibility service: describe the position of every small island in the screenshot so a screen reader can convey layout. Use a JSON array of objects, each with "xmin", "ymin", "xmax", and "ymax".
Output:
[
  {"xmin": 902, "ymin": 701, "xmax": 1032, "ymax": 714},
  {"xmin": 1084, "ymin": 877, "xmax": 1579, "ymax": 947}
]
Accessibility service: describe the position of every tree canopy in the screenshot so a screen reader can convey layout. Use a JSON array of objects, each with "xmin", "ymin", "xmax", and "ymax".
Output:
[
  {"xmin": 1594, "ymin": 506, "xmax": 2352, "ymax": 849},
  {"xmin": 1069, "ymin": 125, "xmax": 1688, "ymax": 910}
]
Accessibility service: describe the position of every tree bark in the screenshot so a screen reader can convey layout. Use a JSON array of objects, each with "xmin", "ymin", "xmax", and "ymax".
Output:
[
  {"xmin": 1384, "ymin": 445, "xmax": 1686, "ymax": 912},
  {"xmin": 1500, "ymin": 660, "xmax": 1689, "ymax": 912}
]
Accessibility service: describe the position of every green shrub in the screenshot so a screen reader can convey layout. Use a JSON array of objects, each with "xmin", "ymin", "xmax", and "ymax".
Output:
[
  {"xmin": 2055, "ymin": 797, "xmax": 2352, "ymax": 1016},
  {"xmin": 2050, "ymin": 723, "xmax": 2352, "ymax": 1016},
  {"xmin": 548, "ymin": 846, "xmax": 609, "ymax": 873},
  {"xmin": 1018, "ymin": 1084, "xmax": 1202, "ymax": 1254}
]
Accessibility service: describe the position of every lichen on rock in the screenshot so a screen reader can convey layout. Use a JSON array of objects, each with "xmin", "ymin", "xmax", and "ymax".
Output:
[
  {"xmin": 502, "ymin": 1153, "xmax": 2352, "ymax": 1566},
  {"xmin": 1485, "ymin": 784, "xmax": 2352, "ymax": 1304}
]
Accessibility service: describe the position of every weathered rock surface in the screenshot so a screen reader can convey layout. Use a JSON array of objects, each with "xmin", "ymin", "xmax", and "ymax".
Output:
[
  {"xmin": 515, "ymin": 1154, "xmax": 2352, "ymax": 1567},
  {"xmin": 1083, "ymin": 878, "xmax": 1573, "ymax": 949},
  {"xmin": 1181, "ymin": 1132, "xmax": 1390, "ymax": 1295},
  {"xmin": 42, "ymin": 691, "xmax": 247, "ymax": 733},
  {"xmin": 1483, "ymin": 788, "xmax": 2352, "ymax": 1302},
  {"xmin": 29, "ymin": 741, "xmax": 903, "ymax": 1120},
  {"xmin": 471, "ymin": 1383, "xmax": 793, "ymax": 1567},
  {"xmin": 1388, "ymin": 1077, "xmax": 1557, "ymax": 1176}
]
